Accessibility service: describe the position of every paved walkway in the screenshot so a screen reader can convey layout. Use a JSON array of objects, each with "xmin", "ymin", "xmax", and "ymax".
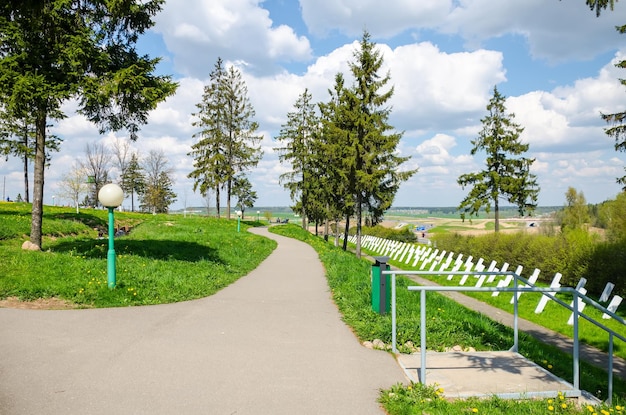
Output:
[{"xmin": 0, "ymin": 228, "xmax": 406, "ymax": 415}]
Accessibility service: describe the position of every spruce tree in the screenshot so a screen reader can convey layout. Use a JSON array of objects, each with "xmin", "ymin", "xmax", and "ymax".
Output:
[
  {"xmin": 189, "ymin": 58, "xmax": 228, "ymax": 217},
  {"xmin": 457, "ymin": 86, "xmax": 539, "ymax": 231},
  {"xmin": 275, "ymin": 88, "xmax": 320, "ymax": 229},
  {"xmin": 344, "ymin": 31, "xmax": 416, "ymax": 257},
  {"xmin": 120, "ymin": 153, "xmax": 145, "ymax": 212},
  {"xmin": 0, "ymin": 1, "xmax": 177, "ymax": 248},
  {"xmin": 189, "ymin": 59, "xmax": 261, "ymax": 219}
]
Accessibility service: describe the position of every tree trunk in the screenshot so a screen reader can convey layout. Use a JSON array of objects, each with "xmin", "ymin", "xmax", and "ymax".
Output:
[
  {"xmin": 355, "ymin": 195, "xmax": 362, "ymax": 258},
  {"xmin": 30, "ymin": 113, "xmax": 46, "ymax": 249},
  {"xmin": 226, "ymin": 179, "xmax": 231, "ymax": 220},
  {"xmin": 23, "ymin": 122, "xmax": 29, "ymax": 203},
  {"xmin": 334, "ymin": 218, "xmax": 340, "ymax": 247},
  {"xmin": 494, "ymin": 198, "xmax": 500, "ymax": 232},
  {"xmin": 324, "ymin": 216, "xmax": 329, "ymax": 242},
  {"xmin": 342, "ymin": 215, "xmax": 350, "ymax": 251},
  {"xmin": 215, "ymin": 186, "xmax": 220, "ymax": 218}
]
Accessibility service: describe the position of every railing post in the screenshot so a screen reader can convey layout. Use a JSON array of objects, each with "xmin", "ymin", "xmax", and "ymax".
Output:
[
  {"xmin": 573, "ymin": 290, "xmax": 580, "ymax": 391},
  {"xmin": 512, "ymin": 274, "xmax": 519, "ymax": 352},
  {"xmin": 608, "ymin": 333, "xmax": 614, "ymax": 406},
  {"xmin": 420, "ymin": 289, "xmax": 426, "ymax": 384},
  {"xmin": 392, "ymin": 274, "xmax": 397, "ymax": 353}
]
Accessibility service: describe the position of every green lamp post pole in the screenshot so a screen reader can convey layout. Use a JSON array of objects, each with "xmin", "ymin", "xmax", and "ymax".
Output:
[
  {"xmin": 98, "ymin": 183, "xmax": 124, "ymax": 289},
  {"xmin": 236, "ymin": 210, "xmax": 242, "ymax": 233}
]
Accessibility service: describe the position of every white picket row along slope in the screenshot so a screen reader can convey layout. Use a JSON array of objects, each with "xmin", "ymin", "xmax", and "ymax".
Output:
[{"xmin": 340, "ymin": 234, "xmax": 623, "ymax": 323}]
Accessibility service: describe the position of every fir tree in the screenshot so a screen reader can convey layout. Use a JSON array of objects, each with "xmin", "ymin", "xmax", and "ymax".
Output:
[
  {"xmin": 457, "ymin": 86, "xmax": 539, "ymax": 231},
  {"xmin": 0, "ymin": 1, "xmax": 177, "ymax": 248}
]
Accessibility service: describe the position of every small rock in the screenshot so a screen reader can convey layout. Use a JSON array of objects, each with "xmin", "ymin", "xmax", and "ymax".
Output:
[
  {"xmin": 452, "ymin": 345, "xmax": 463, "ymax": 352},
  {"xmin": 21, "ymin": 241, "xmax": 40, "ymax": 251},
  {"xmin": 467, "ymin": 347, "xmax": 476, "ymax": 352},
  {"xmin": 372, "ymin": 339, "xmax": 385, "ymax": 349},
  {"xmin": 362, "ymin": 341, "xmax": 374, "ymax": 349}
]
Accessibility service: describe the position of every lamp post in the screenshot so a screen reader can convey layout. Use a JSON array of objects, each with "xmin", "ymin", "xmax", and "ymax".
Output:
[
  {"xmin": 257, "ymin": 210, "xmax": 260, "ymax": 222},
  {"xmin": 236, "ymin": 210, "xmax": 242, "ymax": 233},
  {"xmin": 98, "ymin": 183, "xmax": 124, "ymax": 289},
  {"xmin": 52, "ymin": 195, "xmax": 55, "ymax": 206}
]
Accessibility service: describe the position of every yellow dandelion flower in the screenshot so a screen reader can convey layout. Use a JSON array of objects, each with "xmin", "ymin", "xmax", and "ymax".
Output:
[
  {"xmin": 548, "ymin": 399, "xmax": 554, "ymax": 404},
  {"xmin": 588, "ymin": 406, "xmax": 596, "ymax": 412},
  {"xmin": 472, "ymin": 408, "xmax": 478, "ymax": 413},
  {"xmin": 548, "ymin": 364, "xmax": 553, "ymax": 369},
  {"xmin": 548, "ymin": 405, "xmax": 555, "ymax": 411},
  {"xmin": 602, "ymin": 410, "xmax": 610, "ymax": 415},
  {"xmin": 562, "ymin": 403, "xmax": 568, "ymax": 409}
]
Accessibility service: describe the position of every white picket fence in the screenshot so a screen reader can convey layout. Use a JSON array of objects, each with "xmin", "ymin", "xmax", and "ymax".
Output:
[{"xmin": 343, "ymin": 234, "xmax": 623, "ymax": 323}]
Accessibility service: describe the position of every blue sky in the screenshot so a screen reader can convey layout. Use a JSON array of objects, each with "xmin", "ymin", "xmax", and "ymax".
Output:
[{"xmin": 2, "ymin": 0, "xmax": 626, "ymax": 211}]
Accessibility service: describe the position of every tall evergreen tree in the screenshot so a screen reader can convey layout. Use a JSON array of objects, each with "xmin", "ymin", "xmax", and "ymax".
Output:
[
  {"xmin": 344, "ymin": 31, "xmax": 416, "ymax": 257},
  {"xmin": 0, "ymin": 1, "xmax": 177, "ymax": 249},
  {"xmin": 189, "ymin": 59, "xmax": 262, "ymax": 219},
  {"xmin": 319, "ymin": 73, "xmax": 355, "ymax": 249},
  {"xmin": 457, "ymin": 86, "xmax": 539, "ymax": 231},
  {"xmin": 275, "ymin": 88, "xmax": 320, "ymax": 229},
  {"xmin": 189, "ymin": 58, "xmax": 228, "ymax": 217},
  {"xmin": 120, "ymin": 152, "xmax": 145, "ymax": 212},
  {"xmin": 222, "ymin": 66, "xmax": 262, "ymax": 218}
]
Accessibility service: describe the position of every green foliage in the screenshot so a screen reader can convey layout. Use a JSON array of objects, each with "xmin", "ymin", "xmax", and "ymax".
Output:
[
  {"xmin": 561, "ymin": 187, "xmax": 591, "ymax": 231},
  {"xmin": 139, "ymin": 150, "xmax": 176, "ymax": 213},
  {"xmin": 432, "ymin": 230, "xmax": 608, "ymax": 294},
  {"xmin": 381, "ymin": 383, "xmax": 624, "ymax": 415},
  {"xmin": 0, "ymin": 0, "xmax": 177, "ymax": 247},
  {"xmin": 0, "ymin": 204, "xmax": 276, "ymax": 307},
  {"xmin": 120, "ymin": 152, "xmax": 145, "ymax": 212},
  {"xmin": 351, "ymin": 224, "xmax": 417, "ymax": 243},
  {"xmin": 271, "ymin": 224, "xmax": 625, "ymax": 401},
  {"xmin": 275, "ymin": 88, "xmax": 321, "ymax": 228},
  {"xmin": 188, "ymin": 58, "xmax": 262, "ymax": 218},
  {"xmin": 457, "ymin": 86, "xmax": 539, "ymax": 231},
  {"xmin": 598, "ymin": 191, "xmax": 626, "ymax": 241}
]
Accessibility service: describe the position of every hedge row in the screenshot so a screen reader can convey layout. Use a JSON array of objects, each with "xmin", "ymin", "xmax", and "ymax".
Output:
[{"xmin": 432, "ymin": 229, "xmax": 624, "ymax": 299}]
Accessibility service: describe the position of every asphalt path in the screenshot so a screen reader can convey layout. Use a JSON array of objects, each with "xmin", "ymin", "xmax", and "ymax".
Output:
[{"xmin": 0, "ymin": 227, "xmax": 406, "ymax": 415}]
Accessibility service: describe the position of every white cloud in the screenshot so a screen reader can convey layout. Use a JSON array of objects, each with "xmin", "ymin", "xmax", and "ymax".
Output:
[
  {"xmin": 153, "ymin": 0, "xmax": 312, "ymax": 77},
  {"xmin": 300, "ymin": 0, "xmax": 452, "ymax": 38},
  {"xmin": 442, "ymin": 0, "xmax": 625, "ymax": 62}
]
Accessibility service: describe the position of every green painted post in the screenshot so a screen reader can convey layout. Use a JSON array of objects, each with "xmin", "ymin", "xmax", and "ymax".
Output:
[
  {"xmin": 107, "ymin": 207, "xmax": 116, "ymax": 289},
  {"xmin": 372, "ymin": 256, "xmax": 390, "ymax": 314}
]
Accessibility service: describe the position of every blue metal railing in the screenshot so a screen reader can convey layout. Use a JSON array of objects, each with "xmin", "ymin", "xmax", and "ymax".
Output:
[{"xmin": 384, "ymin": 270, "xmax": 625, "ymax": 405}]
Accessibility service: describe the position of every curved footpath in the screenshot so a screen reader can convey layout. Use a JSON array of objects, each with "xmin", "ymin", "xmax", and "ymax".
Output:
[{"xmin": 0, "ymin": 228, "xmax": 406, "ymax": 415}]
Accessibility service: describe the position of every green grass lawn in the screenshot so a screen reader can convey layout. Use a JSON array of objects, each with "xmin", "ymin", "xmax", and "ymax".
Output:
[
  {"xmin": 269, "ymin": 224, "xmax": 625, "ymax": 413},
  {"xmin": 0, "ymin": 202, "xmax": 276, "ymax": 307},
  {"xmin": 356, "ymin": 240, "xmax": 626, "ymax": 361}
]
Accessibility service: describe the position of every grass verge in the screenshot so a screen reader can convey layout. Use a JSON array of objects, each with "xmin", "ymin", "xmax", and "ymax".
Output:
[
  {"xmin": 269, "ymin": 224, "xmax": 625, "ymax": 411},
  {"xmin": 0, "ymin": 203, "xmax": 276, "ymax": 307}
]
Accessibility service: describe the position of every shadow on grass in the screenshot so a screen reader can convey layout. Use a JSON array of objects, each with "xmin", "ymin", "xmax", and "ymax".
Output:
[
  {"xmin": 49, "ymin": 238, "xmax": 224, "ymax": 263},
  {"xmin": 44, "ymin": 212, "xmax": 108, "ymax": 229}
]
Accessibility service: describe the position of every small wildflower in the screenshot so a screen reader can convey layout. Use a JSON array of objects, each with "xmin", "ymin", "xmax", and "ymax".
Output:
[
  {"xmin": 548, "ymin": 364, "xmax": 553, "ymax": 369},
  {"xmin": 588, "ymin": 406, "xmax": 596, "ymax": 412},
  {"xmin": 562, "ymin": 403, "xmax": 568, "ymax": 409},
  {"xmin": 601, "ymin": 410, "xmax": 610, "ymax": 415},
  {"xmin": 548, "ymin": 405, "xmax": 554, "ymax": 411},
  {"xmin": 472, "ymin": 408, "xmax": 478, "ymax": 413}
]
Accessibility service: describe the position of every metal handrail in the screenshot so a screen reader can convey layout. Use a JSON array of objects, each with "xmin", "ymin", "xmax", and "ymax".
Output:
[{"xmin": 384, "ymin": 270, "xmax": 625, "ymax": 405}]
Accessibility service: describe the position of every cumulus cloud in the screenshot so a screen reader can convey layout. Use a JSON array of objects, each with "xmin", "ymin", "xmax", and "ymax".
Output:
[
  {"xmin": 442, "ymin": 0, "xmax": 625, "ymax": 62},
  {"xmin": 300, "ymin": 0, "xmax": 452, "ymax": 38},
  {"xmin": 153, "ymin": 0, "xmax": 312, "ymax": 77}
]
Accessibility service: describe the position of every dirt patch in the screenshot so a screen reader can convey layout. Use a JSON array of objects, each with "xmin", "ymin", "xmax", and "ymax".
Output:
[{"xmin": 0, "ymin": 296, "xmax": 79, "ymax": 310}]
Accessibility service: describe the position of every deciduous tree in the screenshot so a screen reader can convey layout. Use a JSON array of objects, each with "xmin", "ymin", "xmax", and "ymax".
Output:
[
  {"xmin": 457, "ymin": 86, "xmax": 539, "ymax": 231},
  {"xmin": 140, "ymin": 150, "xmax": 176, "ymax": 213}
]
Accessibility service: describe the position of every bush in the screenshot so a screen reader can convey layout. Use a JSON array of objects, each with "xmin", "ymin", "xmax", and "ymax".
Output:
[
  {"xmin": 431, "ymin": 229, "xmax": 617, "ymax": 298},
  {"xmin": 350, "ymin": 224, "xmax": 417, "ymax": 243}
]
